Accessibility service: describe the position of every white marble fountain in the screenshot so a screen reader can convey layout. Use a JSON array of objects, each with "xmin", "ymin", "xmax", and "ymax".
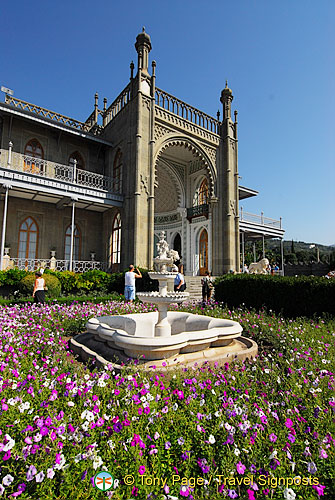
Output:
[{"xmin": 70, "ymin": 232, "xmax": 257, "ymax": 369}]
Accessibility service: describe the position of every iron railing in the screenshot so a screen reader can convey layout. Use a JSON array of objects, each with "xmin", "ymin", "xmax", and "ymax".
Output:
[
  {"xmin": 240, "ymin": 208, "xmax": 282, "ymax": 229},
  {"xmin": 0, "ymin": 149, "xmax": 117, "ymax": 193},
  {"xmin": 187, "ymin": 204, "xmax": 209, "ymax": 221},
  {"xmin": 4, "ymin": 95, "xmax": 103, "ymax": 135},
  {"xmin": 8, "ymin": 258, "xmax": 106, "ymax": 273}
]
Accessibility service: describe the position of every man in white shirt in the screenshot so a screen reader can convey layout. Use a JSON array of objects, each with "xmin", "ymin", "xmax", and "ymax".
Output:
[{"xmin": 124, "ymin": 265, "xmax": 142, "ymax": 302}]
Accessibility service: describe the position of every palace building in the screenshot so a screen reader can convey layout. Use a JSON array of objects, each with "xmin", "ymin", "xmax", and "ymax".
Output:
[{"xmin": 0, "ymin": 29, "xmax": 284, "ymax": 276}]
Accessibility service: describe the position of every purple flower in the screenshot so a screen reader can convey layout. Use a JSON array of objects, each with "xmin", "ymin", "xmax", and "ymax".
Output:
[
  {"xmin": 139, "ymin": 466, "xmax": 145, "ymax": 475},
  {"xmin": 228, "ymin": 490, "xmax": 238, "ymax": 499},
  {"xmin": 113, "ymin": 422, "xmax": 122, "ymax": 433},
  {"xmin": 287, "ymin": 434, "xmax": 296, "ymax": 443},
  {"xmin": 307, "ymin": 462, "xmax": 317, "ymax": 474},
  {"xmin": 165, "ymin": 441, "xmax": 171, "ymax": 449},
  {"xmin": 269, "ymin": 433, "xmax": 277, "ymax": 442},
  {"xmin": 178, "ymin": 437, "xmax": 185, "ymax": 445},
  {"xmin": 26, "ymin": 465, "xmax": 37, "ymax": 481}
]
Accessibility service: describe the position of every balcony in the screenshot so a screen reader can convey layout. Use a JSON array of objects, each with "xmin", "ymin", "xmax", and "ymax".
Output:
[
  {"xmin": 187, "ymin": 204, "xmax": 209, "ymax": 222},
  {"xmin": 239, "ymin": 208, "xmax": 284, "ymax": 239},
  {"xmin": 0, "ymin": 148, "xmax": 123, "ymax": 209}
]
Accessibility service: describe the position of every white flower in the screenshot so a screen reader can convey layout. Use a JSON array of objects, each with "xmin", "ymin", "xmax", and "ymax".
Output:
[
  {"xmin": 107, "ymin": 440, "xmax": 115, "ymax": 450},
  {"xmin": 208, "ymin": 435, "xmax": 216, "ymax": 444},
  {"xmin": 283, "ymin": 488, "xmax": 296, "ymax": 500},
  {"xmin": 93, "ymin": 457, "xmax": 103, "ymax": 470},
  {"xmin": 2, "ymin": 474, "xmax": 14, "ymax": 486},
  {"xmin": 54, "ymin": 454, "xmax": 66, "ymax": 470},
  {"xmin": 3, "ymin": 435, "xmax": 15, "ymax": 451},
  {"xmin": 97, "ymin": 380, "xmax": 106, "ymax": 387},
  {"xmin": 234, "ymin": 447, "xmax": 240, "ymax": 456},
  {"xmin": 47, "ymin": 468, "xmax": 55, "ymax": 479},
  {"xmin": 35, "ymin": 471, "xmax": 45, "ymax": 483},
  {"xmin": 74, "ymin": 454, "xmax": 82, "ymax": 463}
]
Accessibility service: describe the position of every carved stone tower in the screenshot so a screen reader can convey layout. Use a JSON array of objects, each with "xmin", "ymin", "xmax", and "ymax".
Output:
[{"xmin": 213, "ymin": 82, "xmax": 240, "ymax": 273}]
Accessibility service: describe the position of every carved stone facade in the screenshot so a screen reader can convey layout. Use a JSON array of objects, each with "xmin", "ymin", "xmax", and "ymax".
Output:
[{"xmin": 0, "ymin": 30, "xmax": 270, "ymax": 276}]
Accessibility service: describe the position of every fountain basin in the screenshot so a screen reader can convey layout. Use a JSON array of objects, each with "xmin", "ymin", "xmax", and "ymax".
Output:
[{"xmin": 85, "ymin": 311, "xmax": 244, "ymax": 360}]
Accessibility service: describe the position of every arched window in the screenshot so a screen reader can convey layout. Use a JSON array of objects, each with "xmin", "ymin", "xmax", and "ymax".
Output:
[
  {"xmin": 193, "ymin": 178, "xmax": 208, "ymax": 206},
  {"xmin": 69, "ymin": 151, "xmax": 85, "ymax": 170},
  {"xmin": 113, "ymin": 150, "xmax": 123, "ymax": 193},
  {"xmin": 111, "ymin": 213, "xmax": 121, "ymax": 267},
  {"xmin": 64, "ymin": 224, "xmax": 81, "ymax": 261},
  {"xmin": 18, "ymin": 217, "xmax": 38, "ymax": 260},
  {"xmin": 24, "ymin": 139, "xmax": 44, "ymax": 173}
]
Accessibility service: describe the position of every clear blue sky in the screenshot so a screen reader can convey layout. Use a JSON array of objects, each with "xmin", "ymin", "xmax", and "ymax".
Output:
[{"xmin": 1, "ymin": 0, "xmax": 334, "ymax": 245}]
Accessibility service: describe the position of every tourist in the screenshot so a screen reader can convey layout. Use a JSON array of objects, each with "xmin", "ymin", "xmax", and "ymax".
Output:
[
  {"xmin": 124, "ymin": 265, "xmax": 142, "ymax": 302},
  {"xmin": 33, "ymin": 271, "xmax": 46, "ymax": 304},
  {"xmin": 201, "ymin": 270, "xmax": 213, "ymax": 302},
  {"xmin": 243, "ymin": 264, "xmax": 249, "ymax": 273},
  {"xmin": 174, "ymin": 264, "xmax": 185, "ymax": 292}
]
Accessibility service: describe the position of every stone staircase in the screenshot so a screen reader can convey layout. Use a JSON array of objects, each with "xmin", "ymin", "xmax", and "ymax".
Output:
[{"xmin": 184, "ymin": 276, "xmax": 203, "ymax": 302}]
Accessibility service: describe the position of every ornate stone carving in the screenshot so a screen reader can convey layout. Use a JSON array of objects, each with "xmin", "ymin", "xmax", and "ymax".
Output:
[
  {"xmin": 140, "ymin": 174, "xmax": 149, "ymax": 196},
  {"xmin": 154, "ymin": 212, "xmax": 181, "ymax": 224},
  {"xmin": 229, "ymin": 199, "xmax": 236, "ymax": 216},
  {"xmin": 203, "ymin": 145, "xmax": 217, "ymax": 165},
  {"xmin": 142, "ymin": 95, "xmax": 151, "ymax": 111},
  {"xmin": 154, "ymin": 124, "xmax": 172, "ymax": 142}
]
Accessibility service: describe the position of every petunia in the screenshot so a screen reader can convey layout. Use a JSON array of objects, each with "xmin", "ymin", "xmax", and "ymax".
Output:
[
  {"xmin": 283, "ymin": 488, "xmax": 296, "ymax": 500},
  {"xmin": 138, "ymin": 466, "xmax": 145, "ymax": 475},
  {"xmin": 2, "ymin": 474, "xmax": 14, "ymax": 486},
  {"xmin": 26, "ymin": 465, "xmax": 37, "ymax": 481},
  {"xmin": 35, "ymin": 471, "xmax": 45, "ymax": 483},
  {"xmin": 269, "ymin": 433, "xmax": 277, "ymax": 442},
  {"xmin": 236, "ymin": 461, "xmax": 246, "ymax": 474}
]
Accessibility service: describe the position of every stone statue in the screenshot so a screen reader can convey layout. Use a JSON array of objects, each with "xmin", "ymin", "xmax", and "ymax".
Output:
[
  {"xmin": 249, "ymin": 258, "xmax": 270, "ymax": 274},
  {"xmin": 156, "ymin": 231, "xmax": 169, "ymax": 260}
]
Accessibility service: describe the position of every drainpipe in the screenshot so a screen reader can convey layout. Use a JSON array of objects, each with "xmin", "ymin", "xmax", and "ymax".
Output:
[
  {"xmin": 0, "ymin": 182, "xmax": 11, "ymax": 270},
  {"xmin": 69, "ymin": 197, "xmax": 78, "ymax": 271}
]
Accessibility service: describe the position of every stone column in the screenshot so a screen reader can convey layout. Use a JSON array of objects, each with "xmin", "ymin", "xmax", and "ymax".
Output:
[{"xmin": 217, "ymin": 82, "xmax": 238, "ymax": 273}]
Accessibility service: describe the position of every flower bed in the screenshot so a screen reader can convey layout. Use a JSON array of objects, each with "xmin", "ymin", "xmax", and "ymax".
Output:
[{"xmin": 0, "ymin": 301, "xmax": 334, "ymax": 499}]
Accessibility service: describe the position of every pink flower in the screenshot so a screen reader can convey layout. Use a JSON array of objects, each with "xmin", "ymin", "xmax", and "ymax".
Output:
[
  {"xmin": 236, "ymin": 461, "xmax": 246, "ymax": 474},
  {"xmin": 138, "ymin": 466, "xmax": 145, "ymax": 475},
  {"xmin": 312, "ymin": 484, "xmax": 326, "ymax": 496},
  {"xmin": 247, "ymin": 489, "xmax": 255, "ymax": 500},
  {"xmin": 269, "ymin": 433, "xmax": 277, "ymax": 442},
  {"xmin": 285, "ymin": 418, "xmax": 293, "ymax": 428}
]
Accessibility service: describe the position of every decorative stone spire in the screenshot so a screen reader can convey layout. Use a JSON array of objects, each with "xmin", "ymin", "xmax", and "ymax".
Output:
[
  {"xmin": 220, "ymin": 80, "xmax": 233, "ymax": 120},
  {"xmin": 135, "ymin": 27, "xmax": 152, "ymax": 74}
]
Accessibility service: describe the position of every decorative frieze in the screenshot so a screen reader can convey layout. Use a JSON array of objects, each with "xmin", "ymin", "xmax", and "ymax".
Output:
[{"xmin": 154, "ymin": 212, "xmax": 181, "ymax": 224}]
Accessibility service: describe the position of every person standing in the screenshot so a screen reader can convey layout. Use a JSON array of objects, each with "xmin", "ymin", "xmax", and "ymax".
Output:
[
  {"xmin": 124, "ymin": 265, "xmax": 142, "ymax": 302},
  {"xmin": 33, "ymin": 271, "xmax": 46, "ymax": 304},
  {"xmin": 174, "ymin": 264, "xmax": 185, "ymax": 292},
  {"xmin": 201, "ymin": 270, "xmax": 213, "ymax": 302}
]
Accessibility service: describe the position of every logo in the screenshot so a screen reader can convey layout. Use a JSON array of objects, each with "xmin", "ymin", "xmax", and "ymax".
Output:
[{"xmin": 94, "ymin": 471, "xmax": 114, "ymax": 491}]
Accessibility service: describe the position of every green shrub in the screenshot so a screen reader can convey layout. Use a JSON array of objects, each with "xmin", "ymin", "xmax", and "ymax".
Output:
[
  {"xmin": 214, "ymin": 274, "xmax": 335, "ymax": 317},
  {"xmin": 19, "ymin": 273, "xmax": 61, "ymax": 298}
]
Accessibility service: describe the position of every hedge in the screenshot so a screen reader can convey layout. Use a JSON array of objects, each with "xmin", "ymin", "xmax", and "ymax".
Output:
[
  {"xmin": 0, "ymin": 292, "xmax": 122, "ymax": 307},
  {"xmin": 214, "ymin": 274, "xmax": 335, "ymax": 317},
  {"xmin": 0, "ymin": 268, "xmax": 158, "ymax": 298},
  {"xmin": 19, "ymin": 273, "xmax": 61, "ymax": 298}
]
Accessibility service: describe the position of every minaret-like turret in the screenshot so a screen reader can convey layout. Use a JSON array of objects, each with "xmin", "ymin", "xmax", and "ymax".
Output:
[
  {"xmin": 212, "ymin": 81, "xmax": 240, "ymax": 273},
  {"xmin": 135, "ymin": 27, "xmax": 152, "ymax": 75}
]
